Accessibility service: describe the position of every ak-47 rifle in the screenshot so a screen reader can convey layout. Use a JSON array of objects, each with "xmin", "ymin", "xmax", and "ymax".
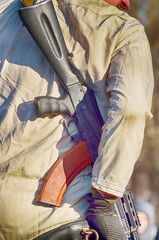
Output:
[
  {"xmin": 18, "ymin": 1, "xmax": 140, "ymax": 238},
  {"xmin": 18, "ymin": 0, "xmax": 104, "ymax": 207}
]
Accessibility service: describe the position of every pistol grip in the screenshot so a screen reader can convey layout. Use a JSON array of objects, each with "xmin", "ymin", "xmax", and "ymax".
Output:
[{"xmin": 34, "ymin": 92, "xmax": 74, "ymax": 118}]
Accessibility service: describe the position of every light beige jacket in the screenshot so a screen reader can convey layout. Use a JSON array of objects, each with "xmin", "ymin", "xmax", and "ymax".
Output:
[{"xmin": 0, "ymin": 0, "xmax": 154, "ymax": 239}]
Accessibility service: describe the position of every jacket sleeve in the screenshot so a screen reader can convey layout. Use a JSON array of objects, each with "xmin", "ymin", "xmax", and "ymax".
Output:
[{"xmin": 91, "ymin": 21, "xmax": 154, "ymax": 197}]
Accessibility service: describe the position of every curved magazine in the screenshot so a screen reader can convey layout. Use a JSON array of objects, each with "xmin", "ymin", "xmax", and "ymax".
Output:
[{"xmin": 36, "ymin": 140, "xmax": 92, "ymax": 206}]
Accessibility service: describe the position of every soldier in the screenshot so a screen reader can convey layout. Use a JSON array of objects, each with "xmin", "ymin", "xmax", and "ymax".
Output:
[{"xmin": 0, "ymin": 0, "xmax": 154, "ymax": 239}]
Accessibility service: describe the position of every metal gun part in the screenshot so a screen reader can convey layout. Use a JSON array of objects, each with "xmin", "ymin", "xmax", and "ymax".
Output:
[{"xmin": 115, "ymin": 189, "xmax": 140, "ymax": 240}]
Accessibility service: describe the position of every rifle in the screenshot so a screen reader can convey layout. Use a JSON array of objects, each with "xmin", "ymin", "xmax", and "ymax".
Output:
[
  {"xmin": 18, "ymin": 1, "xmax": 140, "ymax": 238},
  {"xmin": 18, "ymin": 0, "xmax": 104, "ymax": 206}
]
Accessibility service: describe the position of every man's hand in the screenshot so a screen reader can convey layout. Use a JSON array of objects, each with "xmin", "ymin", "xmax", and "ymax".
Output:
[{"xmin": 85, "ymin": 188, "xmax": 126, "ymax": 240}]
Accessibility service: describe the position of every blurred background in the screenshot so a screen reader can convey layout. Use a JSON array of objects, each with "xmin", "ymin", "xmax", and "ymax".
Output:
[{"xmin": 126, "ymin": 0, "xmax": 159, "ymax": 238}]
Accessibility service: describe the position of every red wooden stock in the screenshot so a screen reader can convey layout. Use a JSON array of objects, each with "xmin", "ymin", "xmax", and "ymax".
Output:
[{"xmin": 36, "ymin": 140, "xmax": 92, "ymax": 206}]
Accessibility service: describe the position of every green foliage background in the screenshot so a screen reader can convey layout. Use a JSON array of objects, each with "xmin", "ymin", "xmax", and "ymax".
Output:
[{"xmin": 127, "ymin": 0, "xmax": 159, "ymax": 223}]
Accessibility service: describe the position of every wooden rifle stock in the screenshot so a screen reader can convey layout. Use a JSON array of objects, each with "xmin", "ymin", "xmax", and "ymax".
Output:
[{"xmin": 37, "ymin": 141, "xmax": 92, "ymax": 206}]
